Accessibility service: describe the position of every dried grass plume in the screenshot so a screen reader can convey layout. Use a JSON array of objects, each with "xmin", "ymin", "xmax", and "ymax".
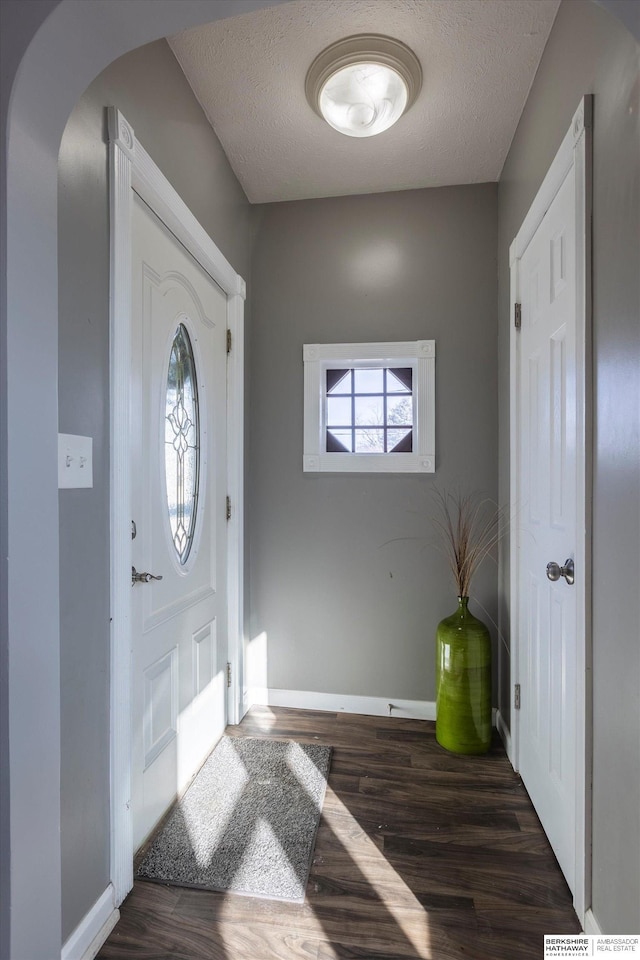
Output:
[{"xmin": 432, "ymin": 490, "xmax": 509, "ymax": 598}]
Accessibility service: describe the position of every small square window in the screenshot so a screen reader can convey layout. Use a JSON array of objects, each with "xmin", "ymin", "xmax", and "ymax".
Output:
[
  {"xmin": 325, "ymin": 367, "xmax": 413, "ymax": 453},
  {"xmin": 303, "ymin": 341, "xmax": 435, "ymax": 473}
]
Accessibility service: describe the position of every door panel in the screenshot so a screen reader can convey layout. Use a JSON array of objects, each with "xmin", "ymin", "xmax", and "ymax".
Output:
[
  {"xmin": 517, "ymin": 166, "xmax": 577, "ymax": 890},
  {"xmin": 131, "ymin": 194, "xmax": 228, "ymax": 850}
]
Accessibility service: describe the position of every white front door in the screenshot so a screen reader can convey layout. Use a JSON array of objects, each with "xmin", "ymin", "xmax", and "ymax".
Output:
[
  {"xmin": 515, "ymin": 165, "xmax": 578, "ymax": 891},
  {"xmin": 131, "ymin": 194, "xmax": 228, "ymax": 850}
]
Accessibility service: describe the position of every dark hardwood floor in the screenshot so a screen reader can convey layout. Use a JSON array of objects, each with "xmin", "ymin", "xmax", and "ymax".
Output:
[{"xmin": 98, "ymin": 706, "xmax": 581, "ymax": 959}]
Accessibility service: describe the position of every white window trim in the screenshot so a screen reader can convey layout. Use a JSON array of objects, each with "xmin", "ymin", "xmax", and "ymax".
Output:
[{"xmin": 303, "ymin": 340, "xmax": 435, "ymax": 473}]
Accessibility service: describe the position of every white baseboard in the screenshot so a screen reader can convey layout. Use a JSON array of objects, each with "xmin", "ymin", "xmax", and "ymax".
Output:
[
  {"xmin": 248, "ymin": 687, "xmax": 436, "ymax": 721},
  {"xmin": 495, "ymin": 709, "xmax": 512, "ymax": 762},
  {"xmin": 583, "ymin": 908, "xmax": 602, "ymax": 935},
  {"xmin": 245, "ymin": 686, "xmax": 269, "ymax": 715},
  {"xmin": 61, "ymin": 884, "xmax": 119, "ymax": 960},
  {"xmin": 247, "ymin": 688, "xmax": 504, "ymax": 730}
]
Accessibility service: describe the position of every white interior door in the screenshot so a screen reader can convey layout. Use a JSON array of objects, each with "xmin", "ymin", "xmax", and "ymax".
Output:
[
  {"xmin": 131, "ymin": 193, "xmax": 228, "ymax": 850},
  {"xmin": 515, "ymin": 165, "xmax": 578, "ymax": 891}
]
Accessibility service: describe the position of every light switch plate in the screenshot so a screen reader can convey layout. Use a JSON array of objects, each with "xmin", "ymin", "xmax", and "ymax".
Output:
[{"xmin": 58, "ymin": 433, "xmax": 93, "ymax": 489}]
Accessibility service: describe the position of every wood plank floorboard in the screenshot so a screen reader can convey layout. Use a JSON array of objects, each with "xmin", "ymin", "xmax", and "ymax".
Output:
[{"xmin": 98, "ymin": 706, "xmax": 580, "ymax": 959}]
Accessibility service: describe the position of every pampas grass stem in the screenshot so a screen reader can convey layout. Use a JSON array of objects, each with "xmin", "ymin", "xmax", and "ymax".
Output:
[{"xmin": 432, "ymin": 490, "xmax": 509, "ymax": 598}]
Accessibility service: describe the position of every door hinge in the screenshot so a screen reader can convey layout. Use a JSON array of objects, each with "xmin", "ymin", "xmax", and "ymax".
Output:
[
  {"xmin": 226, "ymin": 662, "xmax": 232, "ymax": 688},
  {"xmin": 226, "ymin": 495, "xmax": 232, "ymax": 521},
  {"xmin": 514, "ymin": 683, "xmax": 521, "ymax": 710},
  {"xmin": 226, "ymin": 329, "xmax": 232, "ymax": 354},
  {"xmin": 514, "ymin": 302, "xmax": 522, "ymax": 330}
]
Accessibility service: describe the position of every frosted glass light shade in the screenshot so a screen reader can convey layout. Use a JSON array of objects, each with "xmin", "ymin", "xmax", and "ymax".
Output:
[
  {"xmin": 306, "ymin": 35, "xmax": 422, "ymax": 140},
  {"xmin": 319, "ymin": 62, "xmax": 408, "ymax": 138}
]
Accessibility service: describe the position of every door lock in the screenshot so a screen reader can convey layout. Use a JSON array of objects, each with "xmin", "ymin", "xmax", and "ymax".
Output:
[
  {"xmin": 546, "ymin": 558, "xmax": 574, "ymax": 586},
  {"xmin": 131, "ymin": 566, "xmax": 163, "ymax": 585}
]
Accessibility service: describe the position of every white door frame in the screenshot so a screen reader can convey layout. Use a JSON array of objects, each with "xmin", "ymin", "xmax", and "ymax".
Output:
[
  {"xmin": 108, "ymin": 107, "xmax": 245, "ymax": 905},
  {"xmin": 509, "ymin": 96, "xmax": 592, "ymax": 924}
]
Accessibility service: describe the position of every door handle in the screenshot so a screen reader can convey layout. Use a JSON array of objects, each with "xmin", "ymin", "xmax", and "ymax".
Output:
[
  {"xmin": 546, "ymin": 558, "xmax": 574, "ymax": 586},
  {"xmin": 131, "ymin": 565, "xmax": 163, "ymax": 585}
]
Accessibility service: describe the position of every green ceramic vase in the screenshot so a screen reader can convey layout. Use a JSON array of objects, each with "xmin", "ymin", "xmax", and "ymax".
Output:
[{"xmin": 435, "ymin": 597, "xmax": 492, "ymax": 754}]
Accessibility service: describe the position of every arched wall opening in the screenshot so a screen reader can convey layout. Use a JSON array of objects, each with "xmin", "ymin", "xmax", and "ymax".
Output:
[{"xmin": 2, "ymin": 5, "xmax": 283, "ymax": 958}]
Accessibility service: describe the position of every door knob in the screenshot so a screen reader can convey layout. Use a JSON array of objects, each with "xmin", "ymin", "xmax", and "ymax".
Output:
[
  {"xmin": 546, "ymin": 558, "xmax": 574, "ymax": 585},
  {"xmin": 131, "ymin": 565, "xmax": 163, "ymax": 585}
]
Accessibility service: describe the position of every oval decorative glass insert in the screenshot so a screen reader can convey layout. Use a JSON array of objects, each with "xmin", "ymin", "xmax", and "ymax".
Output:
[{"xmin": 165, "ymin": 323, "xmax": 200, "ymax": 564}]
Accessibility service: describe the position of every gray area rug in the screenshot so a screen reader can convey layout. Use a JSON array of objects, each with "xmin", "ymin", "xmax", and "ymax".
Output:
[{"xmin": 137, "ymin": 736, "xmax": 332, "ymax": 902}]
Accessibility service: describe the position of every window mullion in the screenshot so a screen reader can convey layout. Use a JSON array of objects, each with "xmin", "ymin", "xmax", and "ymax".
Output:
[
  {"xmin": 383, "ymin": 368, "xmax": 388, "ymax": 452},
  {"xmin": 350, "ymin": 369, "xmax": 355, "ymax": 453}
]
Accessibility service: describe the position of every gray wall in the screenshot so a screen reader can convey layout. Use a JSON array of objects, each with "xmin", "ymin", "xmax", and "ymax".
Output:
[
  {"xmin": 57, "ymin": 38, "xmax": 256, "ymax": 941},
  {"xmin": 249, "ymin": 185, "xmax": 498, "ymax": 702},
  {"xmin": 1, "ymin": 4, "xmax": 66, "ymax": 954},
  {"xmin": 497, "ymin": 0, "xmax": 639, "ymax": 933}
]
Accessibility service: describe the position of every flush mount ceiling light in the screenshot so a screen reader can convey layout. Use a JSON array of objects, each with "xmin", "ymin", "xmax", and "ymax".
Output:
[{"xmin": 305, "ymin": 35, "xmax": 422, "ymax": 139}]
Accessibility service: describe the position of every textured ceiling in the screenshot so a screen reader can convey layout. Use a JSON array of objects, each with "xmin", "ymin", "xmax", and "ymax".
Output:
[{"xmin": 169, "ymin": 0, "xmax": 560, "ymax": 204}]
